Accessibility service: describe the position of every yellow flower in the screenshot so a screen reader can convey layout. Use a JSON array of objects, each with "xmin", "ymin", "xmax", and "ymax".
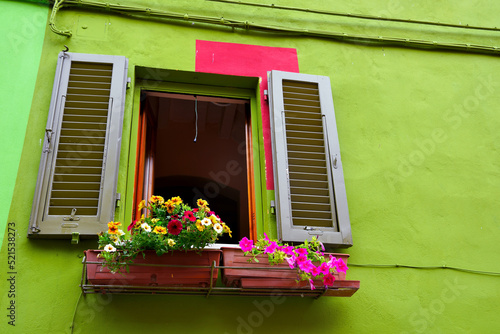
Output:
[
  {"xmin": 140, "ymin": 214, "xmax": 145, "ymax": 222},
  {"xmin": 222, "ymin": 223, "xmax": 232, "ymax": 238},
  {"xmin": 107, "ymin": 221, "xmax": 121, "ymax": 234},
  {"xmin": 165, "ymin": 200, "xmax": 175, "ymax": 214},
  {"xmin": 149, "ymin": 195, "xmax": 164, "ymax": 205},
  {"xmin": 195, "ymin": 220, "xmax": 204, "ymax": 231},
  {"xmin": 151, "ymin": 218, "xmax": 160, "ymax": 224},
  {"xmin": 138, "ymin": 200, "xmax": 146, "ymax": 211},
  {"xmin": 168, "ymin": 239, "xmax": 176, "ymax": 247},
  {"xmin": 197, "ymin": 199, "xmax": 208, "ymax": 208},
  {"xmin": 153, "ymin": 226, "xmax": 167, "ymax": 234},
  {"xmin": 170, "ymin": 196, "xmax": 183, "ymax": 205},
  {"xmin": 209, "ymin": 215, "xmax": 220, "ymax": 225}
]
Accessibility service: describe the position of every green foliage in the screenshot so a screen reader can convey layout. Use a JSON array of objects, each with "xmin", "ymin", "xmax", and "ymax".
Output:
[{"xmin": 97, "ymin": 196, "xmax": 231, "ymax": 273}]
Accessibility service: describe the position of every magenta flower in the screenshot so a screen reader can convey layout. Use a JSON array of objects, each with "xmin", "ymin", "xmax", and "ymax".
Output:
[
  {"xmin": 311, "ymin": 265, "xmax": 321, "ymax": 277},
  {"xmin": 298, "ymin": 259, "xmax": 314, "ymax": 273},
  {"xmin": 285, "ymin": 255, "xmax": 296, "ymax": 269},
  {"xmin": 335, "ymin": 258, "xmax": 349, "ymax": 273},
  {"xmin": 309, "ymin": 279, "xmax": 316, "ymax": 290},
  {"xmin": 323, "ymin": 273, "xmax": 336, "ymax": 287},
  {"xmin": 328, "ymin": 255, "xmax": 337, "ymax": 267},
  {"xmin": 294, "ymin": 248, "xmax": 308, "ymax": 256},
  {"xmin": 167, "ymin": 219, "xmax": 183, "ymax": 235},
  {"xmin": 239, "ymin": 237, "xmax": 254, "ymax": 252},
  {"xmin": 319, "ymin": 262, "xmax": 331, "ymax": 275},
  {"xmin": 264, "ymin": 241, "xmax": 278, "ymax": 254},
  {"xmin": 263, "ymin": 233, "xmax": 270, "ymax": 241},
  {"xmin": 279, "ymin": 245, "xmax": 294, "ymax": 256}
]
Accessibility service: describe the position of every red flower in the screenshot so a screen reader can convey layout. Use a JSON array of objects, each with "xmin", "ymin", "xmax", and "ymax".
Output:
[
  {"xmin": 183, "ymin": 211, "xmax": 196, "ymax": 222},
  {"xmin": 167, "ymin": 219, "xmax": 183, "ymax": 235}
]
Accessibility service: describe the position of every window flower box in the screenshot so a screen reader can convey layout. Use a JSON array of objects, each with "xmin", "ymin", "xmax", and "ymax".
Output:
[
  {"xmin": 84, "ymin": 249, "xmax": 221, "ymax": 288},
  {"xmin": 221, "ymin": 247, "xmax": 356, "ymax": 290}
]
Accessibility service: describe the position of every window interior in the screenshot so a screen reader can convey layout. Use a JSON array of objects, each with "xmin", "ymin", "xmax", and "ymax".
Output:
[{"xmin": 135, "ymin": 91, "xmax": 254, "ymax": 243}]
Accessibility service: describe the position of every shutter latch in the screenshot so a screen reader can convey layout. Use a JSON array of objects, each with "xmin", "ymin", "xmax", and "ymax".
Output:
[
  {"xmin": 43, "ymin": 129, "xmax": 53, "ymax": 153},
  {"xmin": 63, "ymin": 208, "xmax": 80, "ymax": 221},
  {"xmin": 304, "ymin": 226, "xmax": 324, "ymax": 235}
]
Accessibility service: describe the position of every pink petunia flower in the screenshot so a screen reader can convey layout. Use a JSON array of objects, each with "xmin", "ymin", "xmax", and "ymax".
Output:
[
  {"xmin": 319, "ymin": 262, "xmax": 331, "ymax": 275},
  {"xmin": 335, "ymin": 258, "xmax": 349, "ymax": 273},
  {"xmin": 264, "ymin": 241, "xmax": 278, "ymax": 254},
  {"xmin": 311, "ymin": 265, "xmax": 321, "ymax": 277},
  {"xmin": 309, "ymin": 279, "xmax": 316, "ymax": 290},
  {"xmin": 279, "ymin": 245, "xmax": 294, "ymax": 256},
  {"xmin": 239, "ymin": 237, "xmax": 254, "ymax": 252},
  {"xmin": 294, "ymin": 248, "xmax": 308, "ymax": 256},
  {"xmin": 285, "ymin": 255, "xmax": 296, "ymax": 269}
]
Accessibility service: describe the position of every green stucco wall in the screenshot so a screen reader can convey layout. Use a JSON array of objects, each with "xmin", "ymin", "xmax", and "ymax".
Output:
[
  {"xmin": 0, "ymin": 1, "xmax": 48, "ymax": 247},
  {"xmin": 1, "ymin": 1, "xmax": 500, "ymax": 333}
]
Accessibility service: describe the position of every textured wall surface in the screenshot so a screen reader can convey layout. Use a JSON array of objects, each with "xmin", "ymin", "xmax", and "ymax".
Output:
[
  {"xmin": 1, "ymin": 1, "xmax": 499, "ymax": 333},
  {"xmin": 0, "ymin": 1, "xmax": 48, "ymax": 247}
]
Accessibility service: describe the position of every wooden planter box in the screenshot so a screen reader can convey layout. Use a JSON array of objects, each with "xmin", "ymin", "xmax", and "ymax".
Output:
[
  {"xmin": 221, "ymin": 247, "xmax": 350, "ymax": 289},
  {"xmin": 84, "ymin": 249, "xmax": 221, "ymax": 288}
]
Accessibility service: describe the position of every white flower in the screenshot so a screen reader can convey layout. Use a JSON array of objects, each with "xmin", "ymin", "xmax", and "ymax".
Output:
[
  {"xmin": 213, "ymin": 223, "xmax": 223, "ymax": 234},
  {"xmin": 168, "ymin": 239, "xmax": 176, "ymax": 247},
  {"xmin": 201, "ymin": 218, "xmax": 212, "ymax": 226},
  {"xmin": 114, "ymin": 239, "xmax": 124, "ymax": 246},
  {"xmin": 104, "ymin": 244, "xmax": 116, "ymax": 252},
  {"xmin": 141, "ymin": 223, "xmax": 151, "ymax": 232},
  {"xmin": 117, "ymin": 229, "xmax": 125, "ymax": 236}
]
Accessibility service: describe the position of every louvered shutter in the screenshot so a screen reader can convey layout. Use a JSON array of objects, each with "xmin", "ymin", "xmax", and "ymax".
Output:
[
  {"xmin": 268, "ymin": 70, "xmax": 352, "ymax": 247},
  {"xmin": 29, "ymin": 52, "xmax": 128, "ymax": 237}
]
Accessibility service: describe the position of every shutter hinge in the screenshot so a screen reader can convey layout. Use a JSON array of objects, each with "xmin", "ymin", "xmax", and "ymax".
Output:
[
  {"xmin": 126, "ymin": 77, "xmax": 131, "ymax": 89},
  {"xmin": 270, "ymin": 200, "xmax": 276, "ymax": 215},
  {"xmin": 43, "ymin": 129, "xmax": 53, "ymax": 153},
  {"xmin": 31, "ymin": 226, "xmax": 41, "ymax": 234},
  {"xmin": 116, "ymin": 193, "xmax": 121, "ymax": 207},
  {"xmin": 71, "ymin": 232, "xmax": 79, "ymax": 245},
  {"xmin": 332, "ymin": 155, "xmax": 338, "ymax": 169},
  {"xmin": 264, "ymin": 89, "xmax": 268, "ymax": 103}
]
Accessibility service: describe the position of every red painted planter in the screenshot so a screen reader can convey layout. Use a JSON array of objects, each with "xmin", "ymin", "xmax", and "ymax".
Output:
[
  {"xmin": 85, "ymin": 249, "xmax": 221, "ymax": 287},
  {"xmin": 221, "ymin": 247, "xmax": 350, "ymax": 289}
]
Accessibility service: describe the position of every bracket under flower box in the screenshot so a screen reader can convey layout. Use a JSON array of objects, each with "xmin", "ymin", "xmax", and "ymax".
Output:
[{"xmin": 80, "ymin": 249, "xmax": 360, "ymax": 298}]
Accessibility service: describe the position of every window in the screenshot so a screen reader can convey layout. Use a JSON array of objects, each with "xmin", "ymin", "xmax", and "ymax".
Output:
[
  {"xmin": 30, "ymin": 54, "xmax": 351, "ymax": 247},
  {"xmin": 29, "ymin": 52, "xmax": 128, "ymax": 237}
]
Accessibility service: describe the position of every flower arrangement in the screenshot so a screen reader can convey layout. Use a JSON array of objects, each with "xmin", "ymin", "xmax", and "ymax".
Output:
[
  {"xmin": 98, "ymin": 196, "xmax": 231, "ymax": 273},
  {"xmin": 238, "ymin": 234, "xmax": 348, "ymax": 290}
]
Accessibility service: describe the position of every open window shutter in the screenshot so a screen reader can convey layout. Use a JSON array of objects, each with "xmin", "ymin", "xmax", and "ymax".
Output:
[
  {"xmin": 268, "ymin": 70, "xmax": 352, "ymax": 247},
  {"xmin": 29, "ymin": 52, "xmax": 128, "ymax": 237}
]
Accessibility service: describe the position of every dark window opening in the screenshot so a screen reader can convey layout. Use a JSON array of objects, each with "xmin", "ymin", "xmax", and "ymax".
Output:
[{"xmin": 135, "ymin": 91, "xmax": 254, "ymax": 243}]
